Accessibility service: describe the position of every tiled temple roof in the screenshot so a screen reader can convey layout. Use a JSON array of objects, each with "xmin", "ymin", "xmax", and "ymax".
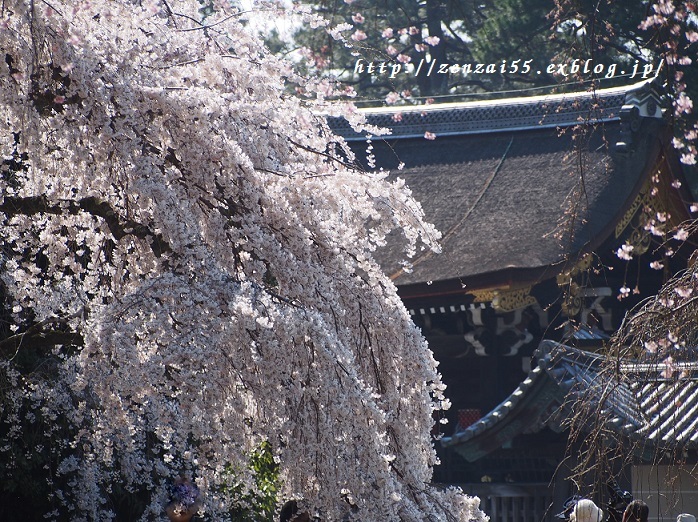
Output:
[
  {"xmin": 330, "ymin": 82, "xmax": 646, "ymax": 141},
  {"xmin": 441, "ymin": 341, "xmax": 698, "ymax": 462}
]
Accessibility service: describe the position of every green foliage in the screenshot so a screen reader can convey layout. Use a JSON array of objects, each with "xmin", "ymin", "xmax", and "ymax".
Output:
[
  {"xmin": 223, "ymin": 441, "xmax": 280, "ymax": 522},
  {"xmin": 468, "ymin": 0, "xmax": 560, "ymax": 90},
  {"xmin": 282, "ymin": 0, "xmax": 576, "ymax": 99},
  {"xmin": 283, "ymin": 0, "xmax": 693, "ymax": 101}
]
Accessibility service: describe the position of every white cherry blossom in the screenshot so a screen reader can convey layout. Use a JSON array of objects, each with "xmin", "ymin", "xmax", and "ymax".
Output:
[{"xmin": 0, "ymin": 1, "xmax": 483, "ymax": 521}]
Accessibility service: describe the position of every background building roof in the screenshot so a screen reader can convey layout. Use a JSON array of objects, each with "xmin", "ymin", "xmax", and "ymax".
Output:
[
  {"xmin": 441, "ymin": 341, "xmax": 698, "ymax": 462},
  {"xmin": 331, "ymin": 81, "xmax": 641, "ymax": 141},
  {"xmin": 332, "ymin": 80, "xmax": 677, "ymax": 293}
]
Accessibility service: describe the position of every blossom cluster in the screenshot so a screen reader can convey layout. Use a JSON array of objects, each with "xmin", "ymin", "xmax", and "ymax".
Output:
[
  {"xmin": 640, "ymin": 0, "xmax": 698, "ymax": 165},
  {"xmin": 0, "ymin": 1, "xmax": 482, "ymax": 520}
]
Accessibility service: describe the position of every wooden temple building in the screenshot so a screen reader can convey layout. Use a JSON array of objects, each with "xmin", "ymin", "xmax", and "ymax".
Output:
[{"xmin": 330, "ymin": 77, "xmax": 698, "ymax": 522}]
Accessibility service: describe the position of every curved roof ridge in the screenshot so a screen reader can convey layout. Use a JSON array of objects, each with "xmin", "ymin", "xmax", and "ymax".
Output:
[
  {"xmin": 441, "ymin": 341, "xmax": 698, "ymax": 461},
  {"xmin": 358, "ymin": 78, "xmax": 656, "ymax": 115},
  {"xmin": 440, "ymin": 341, "xmax": 562, "ymax": 455},
  {"xmin": 330, "ymin": 78, "xmax": 660, "ymax": 141}
]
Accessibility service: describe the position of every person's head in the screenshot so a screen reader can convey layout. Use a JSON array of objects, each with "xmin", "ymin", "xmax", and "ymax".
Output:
[
  {"xmin": 571, "ymin": 499, "xmax": 604, "ymax": 522},
  {"xmin": 622, "ymin": 500, "xmax": 649, "ymax": 522},
  {"xmin": 677, "ymin": 514, "xmax": 696, "ymax": 522},
  {"xmin": 165, "ymin": 476, "xmax": 200, "ymax": 522}
]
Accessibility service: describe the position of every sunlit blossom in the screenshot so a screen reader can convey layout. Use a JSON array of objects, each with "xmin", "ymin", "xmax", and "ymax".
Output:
[
  {"xmin": 661, "ymin": 356, "xmax": 676, "ymax": 379},
  {"xmin": 328, "ymin": 22, "xmax": 353, "ymax": 40},
  {"xmin": 673, "ymin": 228, "xmax": 689, "ymax": 241},
  {"xmin": 675, "ymin": 286, "xmax": 693, "ymax": 298},
  {"xmin": 0, "ymin": 1, "xmax": 474, "ymax": 520},
  {"xmin": 644, "ymin": 340, "xmax": 658, "ymax": 353},
  {"xmin": 659, "ymin": 296, "xmax": 675, "ymax": 307},
  {"xmin": 681, "ymin": 153, "xmax": 697, "ymax": 165},
  {"xmin": 674, "ymin": 92, "xmax": 694, "ymax": 115},
  {"xmin": 616, "ymin": 243, "xmax": 634, "ymax": 260}
]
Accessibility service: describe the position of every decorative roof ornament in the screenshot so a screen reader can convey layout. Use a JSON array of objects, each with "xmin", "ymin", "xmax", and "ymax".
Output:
[{"xmin": 615, "ymin": 80, "xmax": 664, "ymax": 152}]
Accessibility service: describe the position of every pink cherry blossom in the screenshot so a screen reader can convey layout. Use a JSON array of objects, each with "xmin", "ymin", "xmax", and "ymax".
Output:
[
  {"xmin": 385, "ymin": 91, "xmax": 400, "ymax": 104},
  {"xmin": 351, "ymin": 29, "xmax": 367, "ymax": 41},
  {"xmin": 675, "ymin": 286, "xmax": 693, "ymax": 298},
  {"xmin": 674, "ymin": 92, "xmax": 693, "ymax": 114},
  {"xmin": 644, "ymin": 340, "xmax": 658, "ymax": 353}
]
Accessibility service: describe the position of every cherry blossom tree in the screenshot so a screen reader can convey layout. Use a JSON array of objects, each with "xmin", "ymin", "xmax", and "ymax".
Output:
[{"xmin": 0, "ymin": 1, "xmax": 484, "ymax": 520}]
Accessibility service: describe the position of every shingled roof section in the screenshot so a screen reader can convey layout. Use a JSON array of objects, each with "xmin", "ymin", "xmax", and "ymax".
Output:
[
  {"xmin": 441, "ymin": 341, "xmax": 698, "ymax": 462},
  {"xmin": 330, "ymin": 79, "xmax": 673, "ymax": 294}
]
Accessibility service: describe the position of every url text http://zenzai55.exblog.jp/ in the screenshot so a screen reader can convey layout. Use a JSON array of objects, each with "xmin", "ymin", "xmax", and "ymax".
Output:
[{"xmin": 353, "ymin": 58, "xmax": 657, "ymax": 81}]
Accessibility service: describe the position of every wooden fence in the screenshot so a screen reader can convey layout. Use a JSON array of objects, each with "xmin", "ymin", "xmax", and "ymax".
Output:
[{"xmin": 456, "ymin": 483, "xmax": 557, "ymax": 522}]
